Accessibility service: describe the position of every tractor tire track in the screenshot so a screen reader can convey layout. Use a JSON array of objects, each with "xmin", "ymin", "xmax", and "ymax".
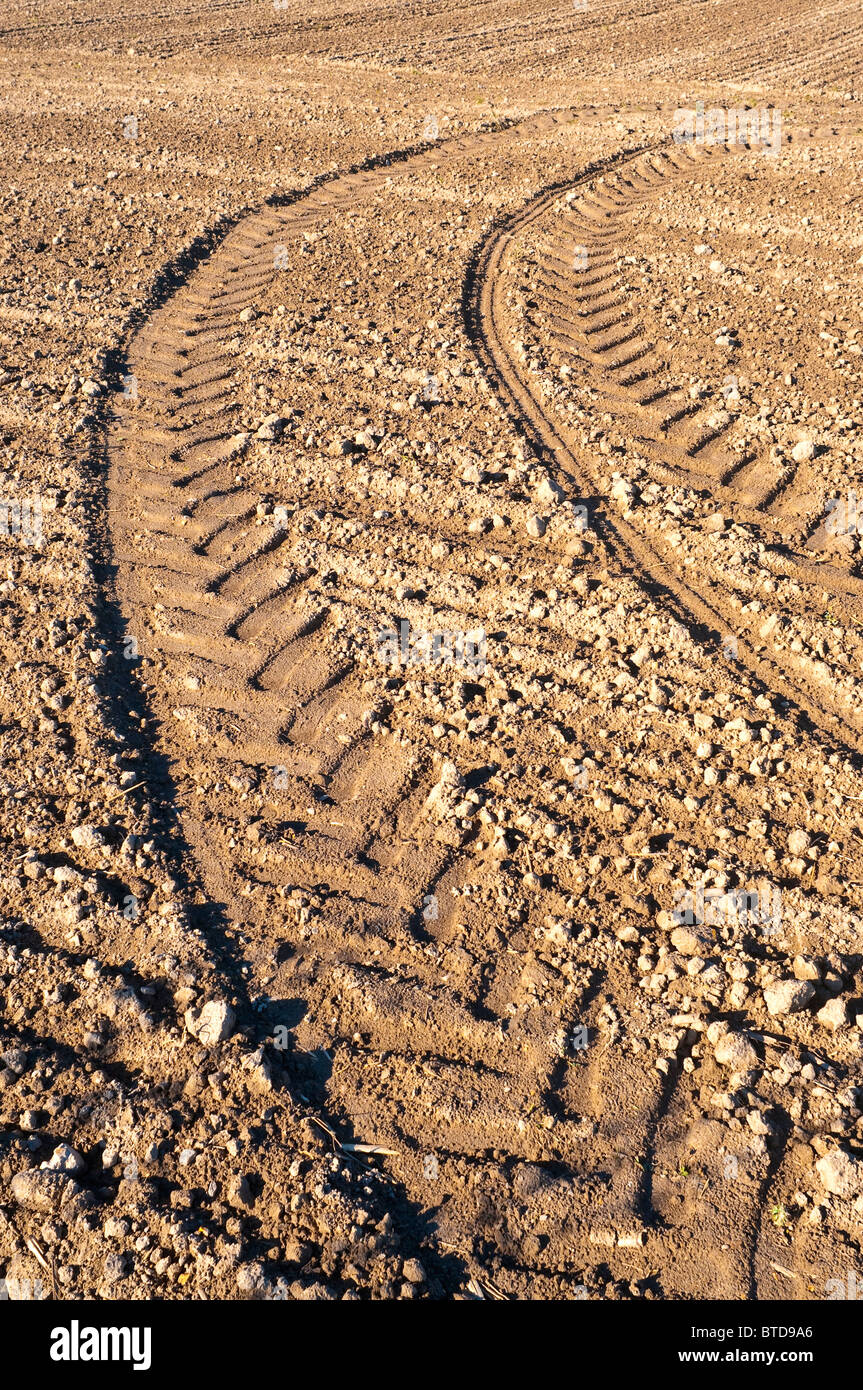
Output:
[
  {"xmin": 467, "ymin": 140, "xmax": 863, "ymax": 762},
  {"xmin": 106, "ymin": 107, "xmax": 683, "ymax": 1292},
  {"xmin": 466, "ymin": 135, "xmax": 863, "ymax": 1296}
]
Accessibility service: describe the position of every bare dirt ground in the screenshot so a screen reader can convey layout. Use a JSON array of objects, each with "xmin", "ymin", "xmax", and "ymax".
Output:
[{"xmin": 1, "ymin": 0, "xmax": 863, "ymax": 1303}]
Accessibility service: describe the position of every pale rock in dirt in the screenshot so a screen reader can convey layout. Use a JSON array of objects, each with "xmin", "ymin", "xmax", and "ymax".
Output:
[
  {"xmin": 714, "ymin": 1031, "xmax": 758, "ymax": 1070},
  {"xmin": 787, "ymin": 828, "xmax": 811, "ymax": 856},
  {"xmin": 763, "ymin": 978, "xmax": 815, "ymax": 1017},
  {"xmin": 537, "ymin": 477, "xmax": 564, "ymax": 507},
  {"xmin": 70, "ymin": 824, "xmax": 104, "ymax": 849},
  {"xmin": 185, "ymin": 999, "xmax": 236, "ymax": 1046},
  {"xmin": 815, "ymin": 1149, "xmax": 863, "ymax": 1198},
  {"xmin": 671, "ymin": 923, "xmax": 714, "ymax": 956},
  {"xmin": 40, "ymin": 1143, "xmax": 86, "ymax": 1175},
  {"xmin": 236, "ymin": 1261, "xmax": 271, "ymax": 1298},
  {"xmin": 816, "ymin": 997, "xmax": 848, "ymax": 1032},
  {"xmin": 425, "ymin": 760, "xmax": 465, "ymax": 819},
  {"xmin": 11, "ymin": 1169, "xmax": 81, "ymax": 1212}
]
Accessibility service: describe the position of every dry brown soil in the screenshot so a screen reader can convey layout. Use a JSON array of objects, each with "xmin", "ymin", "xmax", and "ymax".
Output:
[{"xmin": 1, "ymin": 0, "xmax": 863, "ymax": 1302}]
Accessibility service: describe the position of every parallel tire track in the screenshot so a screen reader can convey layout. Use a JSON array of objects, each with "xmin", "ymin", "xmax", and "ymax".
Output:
[
  {"xmin": 106, "ymin": 104, "xmax": 857, "ymax": 1294},
  {"xmin": 108, "ymin": 108, "xmax": 690, "ymax": 1291}
]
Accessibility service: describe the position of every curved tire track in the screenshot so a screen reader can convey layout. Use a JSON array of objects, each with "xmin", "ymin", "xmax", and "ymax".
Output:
[
  {"xmin": 107, "ymin": 107, "xmax": 685, "ymax": 1293},
  {"xmin": 467, "ymin": 136, "xmax": 863, "ymax": 1296},
  {"xmin": 467, "ymin": 140, "xmax": 863, "ymax": 763},
  {"xmin": 106, "ymin": 103, "xmax": 856, "ymax": 1295}
]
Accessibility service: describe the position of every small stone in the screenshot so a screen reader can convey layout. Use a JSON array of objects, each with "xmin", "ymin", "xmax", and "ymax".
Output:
[
  {"xmin": 228, "ymin": 1174, "xmax": 255, "ymax": 1209},
  {"xmin": 401, "ymin": 1257, "xmax": 426, "ymax": 1284},
  {"xmin": 103, "ymin": 1252, "xmax": 128, "ymax": 1284},
  {"xmin": 710, "ymin": 1090, "xmax": 734, "ymax": 1111},
  {"xmin": 791, "ymin": 439, "xmax": 816, "ymax": 463},
  {"xmin": 816, "ymin": 997, "xmax": 848, "ymax": 1033},
  {"xmin": 11, "ymin": 1170, "xmax": 80, "ymax": 1212},
  {"xmin": 256, "ymin": 414, "xmax": 286, "ymax": 441},
  {"xmin": 746, "ymin": 1110, "xmax": 774, "ymax": 1138},
  {"xmin": 714, "ymin": 1032, "xmax": 758, "ymax": 1070},
  {"xmin": 526, "ymin": 515, "xmax": 547, "ymax": 538},
  {"xmin": 239, "ymin": 307, "xmax": 258, "ymax": 323},
  {"xmin": 184, "ymin": 999, "xmax": 235, "ymax": 1047},
  {"xmin": 787, "ymin": 829, "xmax": 810, "ymax": 856},
  {"xmin": 793, "ymin": 954, "xmax": 820, "ymax": 981},
  {"xmin": 2, "ymin": 1048, "xmax": 28, "ymax": 1075},
  {"xmin": 242, "ymin": 1046, "xmax": 275, "ymax": 1093},
  {"xmin": 40, "ymin": 1144, "xmax": 86, "ymax": 1176},
  {"xmin": 537, "ymin": 477, "xmax": 564, "ymax": 507},
  {"xmin": 236, "ymin": 1261, "xmax": 270, "ymax": 1298},
  {"xmin": 704, "ymin": 513, "xmax": 726, "ymax": 533},
  {"xmin": 289, "ymin": 1279, "xmax": 336, "ymax": 1301},
  {"xmin": 70, "ymin": 825, "xmax": 104, "ymax": 849},
  {"xmin": 649, "ymin": 679, "xmax": 668, "ymax": 708},
  {"xmin": 283, "ymin": 1238, "xmax": 313, "ymax": 1265},
  {"xmin": 763, "ymin": 978, "xmax": 815, "ymax": 1017},
  {"xmin": 425, "ymin": 760, "xmax": 464, "ymax": 818},
  {"xmin": 815, "ymin": 1149, "xmax": 863, "ymax": 1198},
  {"xmin": 671, "ymin": 923, "xmax": 714, "ymax": 956}
]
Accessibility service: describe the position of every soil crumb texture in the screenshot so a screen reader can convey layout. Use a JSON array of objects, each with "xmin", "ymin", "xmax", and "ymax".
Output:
[{"xmin": 1, "ymin": 0, "xmax": 863, "ymax": 1305}]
